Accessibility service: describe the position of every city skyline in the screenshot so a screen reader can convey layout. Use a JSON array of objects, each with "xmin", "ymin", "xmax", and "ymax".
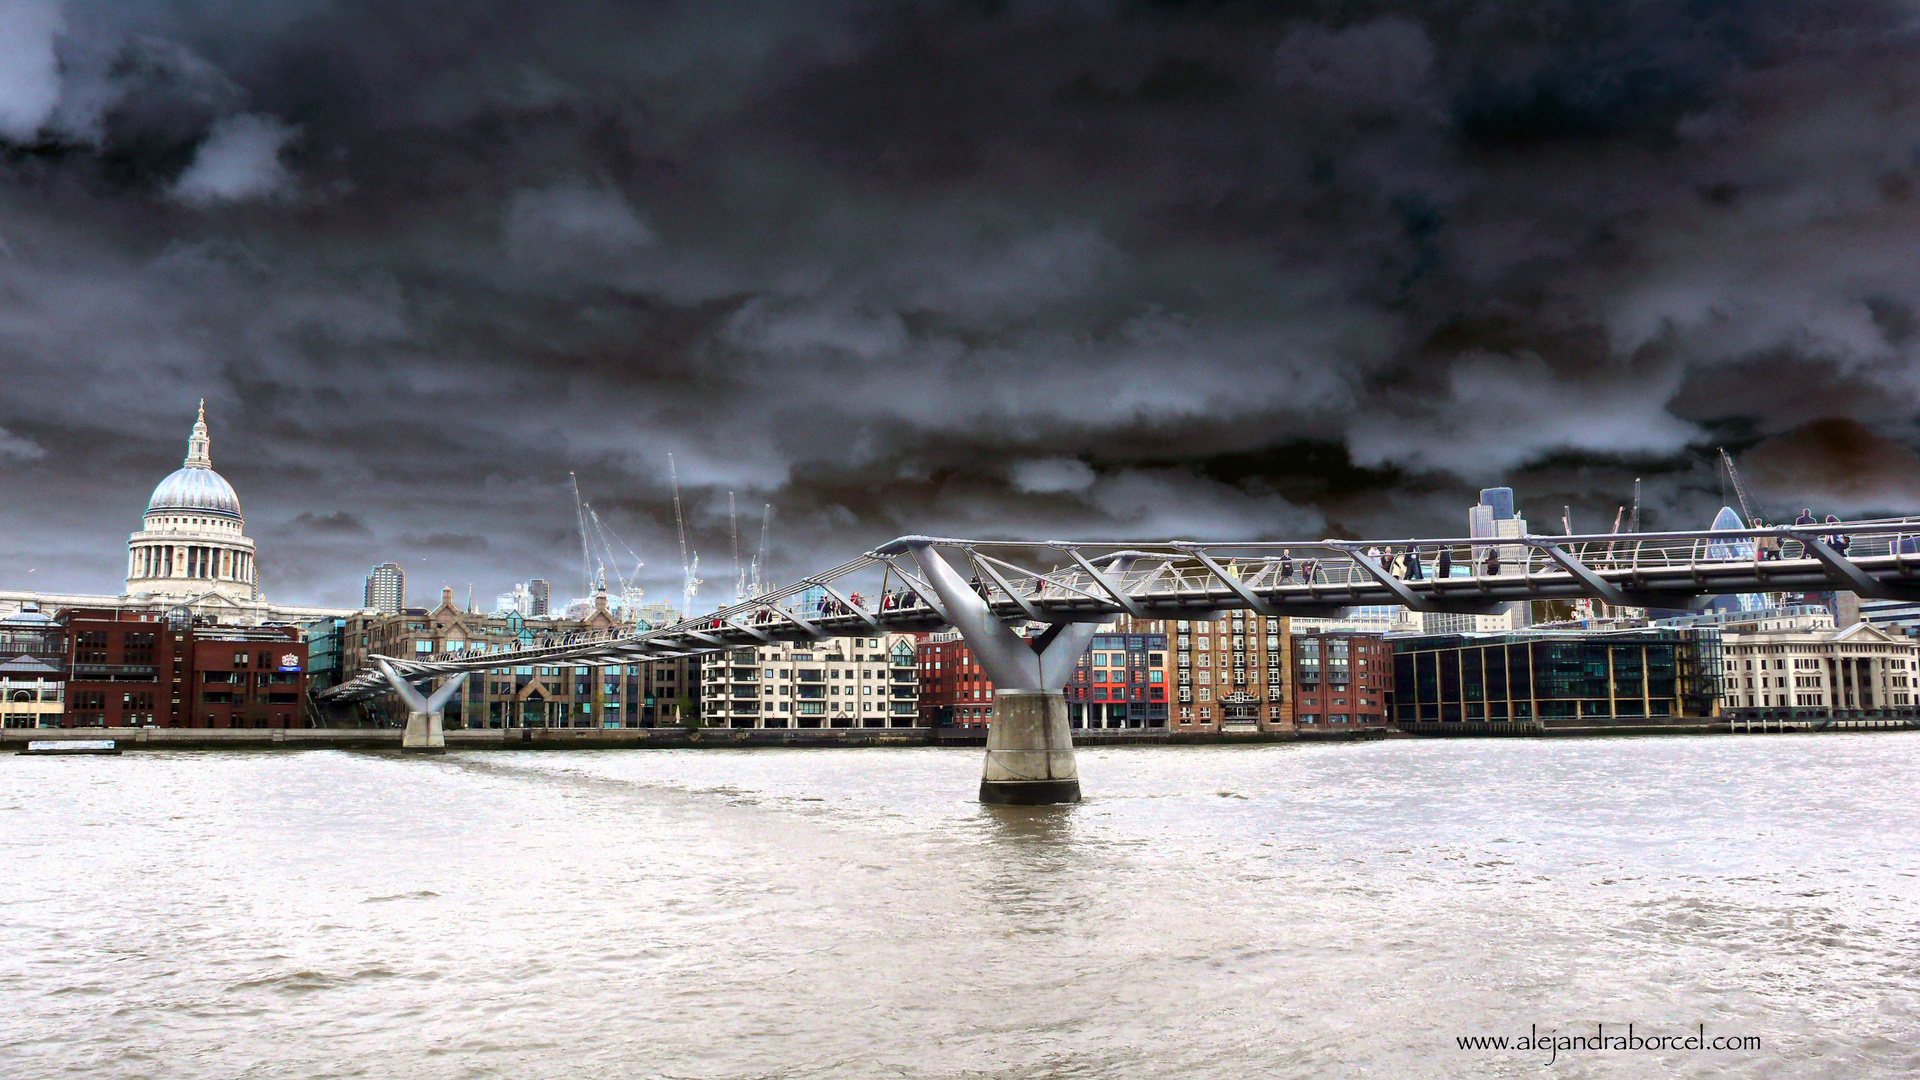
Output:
[{"xmin": 7, "ymin": 2, "xmax": 1920, "ymax": 608}]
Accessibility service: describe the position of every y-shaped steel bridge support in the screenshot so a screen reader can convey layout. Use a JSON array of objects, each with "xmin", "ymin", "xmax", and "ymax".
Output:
[
  {"xmin": 908, "ymin": 541, "xmax": 1123, "ymax": 805},
  {"xmin": 377, "ymin": 660, "xmax": 469, "ymax": 754}
]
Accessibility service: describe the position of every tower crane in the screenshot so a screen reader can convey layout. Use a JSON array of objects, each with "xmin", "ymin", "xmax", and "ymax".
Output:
[
  {"xmin": 669, "ymin": 454, "xmax": 700, "ymax": 616},
  {"xmin": 568, "ymin": 474, "xmax": 648, "ymax": 617},
  {"xmin": 570, "ymin": 473, "xmax": 595, "ymax": 599},
  {"xmin": 1718, "ymin": 447, "xmax": 1758, "ymax": 526},
  {"xmin": 583, "ymin": 503, "xmax": 645, "ymax": 612},
  {"xmin": 730, "ymin": 491, "xmax": 745, "ymax": 604},
  {"xmin": 752, "ymin": 503, "xmax": 771, "ymax": 598}
]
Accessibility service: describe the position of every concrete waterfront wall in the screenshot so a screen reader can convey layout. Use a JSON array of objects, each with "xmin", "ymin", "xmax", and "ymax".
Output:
[
  {"xmin": 3, "ymin": 727, "xmax": 403, "ymax": 750},
  {"xmin": 1, "ymin": 725, "xmax": 936, "ymax": 751}
]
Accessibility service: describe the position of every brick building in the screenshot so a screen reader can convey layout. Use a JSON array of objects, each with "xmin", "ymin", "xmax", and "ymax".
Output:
[
  {"xmin": 917, "ymin": 633, "xmax": 992, "ymax": 726},
  {"xmin": 1173, "ymin": 614, "xmax": 1293, "ymax": 732},
  {"xmin": 184, "ymin": 629, "xmax": 308, "ymax": 728},
  {"xmin": 919, "ymin": 620, "xmax": 1175, "ymax": 731},
  {"xmin": 56, "ymin": 607, "xmax": 308, "ymax": 728},
  {"xmin": 918, "ymin": 617, "xmax": 1392, "ymax": 735},
  {"xmin": 61, "ymin": 608, "xmax": 179, "ymax": 727},
  {"xmin": 1291, "ymin": 631, "xmax": 1392, "ymax": 728}
]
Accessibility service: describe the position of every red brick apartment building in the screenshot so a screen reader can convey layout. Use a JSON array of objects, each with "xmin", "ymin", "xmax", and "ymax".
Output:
[
  {"xmin": 916, "ymin": 621, "xmax": 1393, "ymax": 734},
  {"xmin": 917, "ymin": 633, "xmax": 994, "ymax": 726},
  {"xmin": 919, "ymin": 622, "xmax": 1174, "ymax": 731},
  {"xmin": 1291, "ymin": 631, "xmax": 1391, "ymax": 728},
  {"xmin": 59, "ymin": 608, "xmax": 307, "ymax": 728}
]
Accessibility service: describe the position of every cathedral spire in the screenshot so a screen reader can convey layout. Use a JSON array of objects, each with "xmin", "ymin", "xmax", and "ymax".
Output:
[{"xmin": 184, "ymin": 399, "xmax": 212, "ymax": 468}]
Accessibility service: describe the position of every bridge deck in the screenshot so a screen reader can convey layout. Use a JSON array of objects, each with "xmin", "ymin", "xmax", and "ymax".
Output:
[{"xmin": 321, "ymin": 518, "xmax": 1920, "ymax": 701}]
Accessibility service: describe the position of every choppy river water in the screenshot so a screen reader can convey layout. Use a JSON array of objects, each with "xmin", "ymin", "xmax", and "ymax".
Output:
[{"xmin": 4, "ymin": 735, "xmax": 1918, "ymax": 1079}]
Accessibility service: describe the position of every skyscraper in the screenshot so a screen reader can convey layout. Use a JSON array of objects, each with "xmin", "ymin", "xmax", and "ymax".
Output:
[
  {"xmin": 364, "ymin": 563, "xmax": 405, "ymax": 613},
  {"xmin": 1468, "ymin": 487, "xmax": 1530, "ymax": 630},
  {"xmin": 528, "ymin": 578, "xmax": 551, "ymax": 617}
]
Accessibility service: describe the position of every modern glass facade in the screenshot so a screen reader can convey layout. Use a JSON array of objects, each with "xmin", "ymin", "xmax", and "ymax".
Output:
[
  {"xmin": 1390, "ymin": 628, "xmax": 1722, "ymax": 726},
  {"xmin": 303, "ymin": 617, "xmax": 346, "ymax": 695}
]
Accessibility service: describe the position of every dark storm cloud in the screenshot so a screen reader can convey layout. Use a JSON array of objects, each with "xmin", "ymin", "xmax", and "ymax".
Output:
[
  {"xmin": 3, "ymin": 0, "xmax": 1919, "ymax": 606},
  {"xmin": 290, "ymin": 510, "xmax": 370, "ymax": 535}
]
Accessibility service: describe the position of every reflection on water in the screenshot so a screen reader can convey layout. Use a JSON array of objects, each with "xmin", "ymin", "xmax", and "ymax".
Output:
[
  {"xmin": 978, "ymin": 802, "xmax": 1079, "ymax": 843},
  {"xmin": 3, "ymin": 736, "xmax": 1918, "ymax": 1079}
]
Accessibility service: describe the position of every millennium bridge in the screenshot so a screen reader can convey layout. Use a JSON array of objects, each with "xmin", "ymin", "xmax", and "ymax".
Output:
[{"xmin": 326, "ymin": 518, "xmax": 1920, "ymax": 803}]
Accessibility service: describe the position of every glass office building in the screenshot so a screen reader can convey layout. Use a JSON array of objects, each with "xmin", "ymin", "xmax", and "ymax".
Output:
[{"xmin": 1390, "ymin": 628, "xmax": 1723, "ymax": 729}]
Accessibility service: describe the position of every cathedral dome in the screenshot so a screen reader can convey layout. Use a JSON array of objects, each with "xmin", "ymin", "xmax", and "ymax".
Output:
[
  {"xmin": 144, "ymin": 400, "xmax": 242, "ymax": 519},
  {"xmin": 148, "ymin": 466, "xmax": 242, "ymax": 518}
]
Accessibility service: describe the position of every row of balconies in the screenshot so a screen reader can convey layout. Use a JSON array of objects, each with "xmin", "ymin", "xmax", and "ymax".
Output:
[{"xmin": 710, "ymin": 688, "xmax": 917, "ymax": 700}]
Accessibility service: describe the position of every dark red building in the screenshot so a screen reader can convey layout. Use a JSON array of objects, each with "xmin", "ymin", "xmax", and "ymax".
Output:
[
  {"xmin": 62, "ymin": 608, "xmax": 178, "ymax": 727},
  {"xmin": 58, "ymin": 607, "xmax": 307, "ymax": 728},
  {"xmin": 184, "ymin": 631, "xmax": 308, "ymax": 728},
  {"xmin": 917, "ymin": 634, "xmax": 994, "ymax": 726},
  {"xmin": 1291, "ymin": 631, "xmax": 1392, "ymax": 728}
]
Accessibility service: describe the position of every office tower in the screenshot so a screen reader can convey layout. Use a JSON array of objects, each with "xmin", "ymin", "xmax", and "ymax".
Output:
[{"xmin": 364, "ymin": 563, "xmax": 405, "ymax": 614}]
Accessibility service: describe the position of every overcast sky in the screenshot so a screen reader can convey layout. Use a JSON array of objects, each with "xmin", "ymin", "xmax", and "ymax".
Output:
[{"xmin": 5, "ymin": 0, "xmax": 1920, "ymax": 609}]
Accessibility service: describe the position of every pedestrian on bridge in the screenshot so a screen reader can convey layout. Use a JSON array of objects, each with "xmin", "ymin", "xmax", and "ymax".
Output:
[
  {"xmin": 1825, "ymin": 515, "xmax": 1850, "ymax": 555},
  {"xmin": 1279, "ymin": 550, "xmax": 1294, "ymax": 582},
  {"xmin": 1794, "ymin": 508, "xmax": 1817, "ymax": 558},
  {"xmin": 1404, "ymin": 545, "xmax": 1424, "ymax": 581},
  {"xmin": 1483, "ymin": 546, "xmax": 1501, "ymax": 577},
  {"xmin": 1436, "ymin": 545, "xmax": 1453, "ymax": 579}
]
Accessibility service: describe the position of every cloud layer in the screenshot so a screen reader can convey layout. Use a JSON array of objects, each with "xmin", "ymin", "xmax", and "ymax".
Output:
[{"xmin": 2, "ymin": 1, "xmax": 1918, "ymax": 608}]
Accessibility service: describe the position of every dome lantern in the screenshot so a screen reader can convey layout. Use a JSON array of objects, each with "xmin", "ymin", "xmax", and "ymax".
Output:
[{"xmin": 145, "ymin": 402, "xmax": 242, "ymax": 519}]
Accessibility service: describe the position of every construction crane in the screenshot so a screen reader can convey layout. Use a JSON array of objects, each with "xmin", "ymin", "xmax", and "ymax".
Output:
[
  {"xmin": 1718, "ymin": 447, "xmax": 1758, "ymax": 526},
  {"xmin": 1628, "ymin": 478, "xmax": 1641, "ymax": 534},
  {"xmin": 730, "ymin": 491, "xmax": 746, "ymax": 604},
  {"xmin": 568, "ymin": 474, "xmax": 649, "ymax": 616},
  {"xmin": 583, "ymin": 503, "xmax": 646, "ymax": 612},
  {"xmin": 570, "ymin": 473, "xmax": 595, "ymax": 600},
  {"xmin": 668, "ymin": 454, "xmax": 700, "ymax": 616},
  {"xmin": 752, "ymin": 503, "xmax": 771, "ymax": 598}
]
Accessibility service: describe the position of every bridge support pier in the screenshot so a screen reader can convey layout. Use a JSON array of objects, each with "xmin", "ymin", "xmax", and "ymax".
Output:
[
  {"xmin": 376, "ymin": 660, "xmax": 468, "ymax": 755},
  {"xmin": 401, "ymin": 707, "xmax": 444, "ymax": 754},
  {"xmin": 980, "ymin": 691, "xmax": 1079, "ymax": 805},
  {"xmin": 901, "ymin": 539, "xmax": 1122, "ymax": 806}
]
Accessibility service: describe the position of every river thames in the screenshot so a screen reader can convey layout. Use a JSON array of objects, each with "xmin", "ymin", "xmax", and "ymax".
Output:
[{"xmin": 4, "ymin": 735, "xmax": 1917, "ymax": 1079}]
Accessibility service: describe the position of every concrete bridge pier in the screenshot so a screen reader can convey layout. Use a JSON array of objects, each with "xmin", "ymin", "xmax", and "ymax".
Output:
[
  {"xmin": 375, "ymin": 660, "xmax": 468, "ymax": 755},
  {"xmin": 980, "ymin": 691, "xmax": 1079, "ymax": 805},
  {"xmin": 905, "ymin": 540, "xmax": 1125, "ymax": 805}
]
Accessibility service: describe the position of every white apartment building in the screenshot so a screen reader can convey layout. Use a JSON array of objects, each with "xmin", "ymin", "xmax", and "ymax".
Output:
[
  {"xmin": 1720, "ymin": 612, "xmax": 1917, "ymax": 714},
  {"xmin": 702, "ymin": 634, "xmax": 919, "ymax": 728}
]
